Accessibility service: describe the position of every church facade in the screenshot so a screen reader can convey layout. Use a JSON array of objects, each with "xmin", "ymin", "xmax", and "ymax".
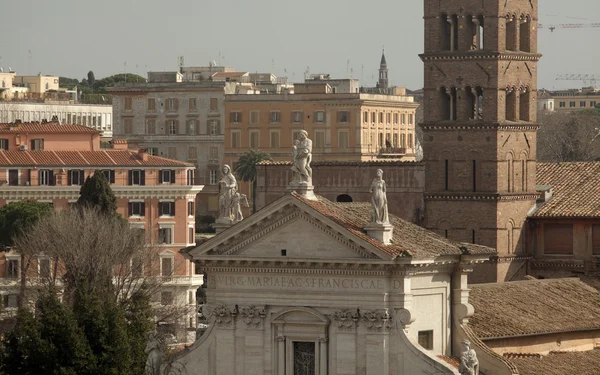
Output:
[{"xmin": 165, "ymin": 191, "xmax": 494, "ymax": 374}]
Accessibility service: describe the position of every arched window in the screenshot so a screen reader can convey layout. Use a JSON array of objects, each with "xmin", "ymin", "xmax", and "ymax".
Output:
[
  {"xmin": 506, "ymin": 15, "xmax": 519, "ymax": 51},
  {"xmin": 468, "ymin": 15, "xmax": 485, "ymax": 50},
  {"xmin": 441, "ymin": 14, "xmax": 458, "ymax": 51},
  {"xmin": 336, "ymin": 194, "xmax": 353, "ymax": 202},
  {"xmin": 466, "ymin": 86, "xmax": 483, "ymax": 120},
  {"xmin": 519, "ymin": 87, "xmax": 530, "ymax": 121},
  {"xmin": 520, "ymin": 16, "xmax": 531, "ymax": 52},
  {"xmin": 506, "ymin": 87, "xmax": 518, "ymax": 121},
  {"xmin": 440, "ymin": 87, "xmax": 457, "ymax": 121}
]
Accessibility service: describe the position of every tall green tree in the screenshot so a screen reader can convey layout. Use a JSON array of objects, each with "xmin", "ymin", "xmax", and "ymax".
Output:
[
  {"xmin": 235, "ymin": 150, "xmax": 272, "ymax": 213},
  {"xmin": 87, "ymin": 71, "xmax": 96, "ymax": 90},
  {"xmin": 0, "ymin": 289, "xmax": 95, "ymax": 375},
  {"xmin": 77, "ymin": 171, "xmax": 117, "ymax": 216}
]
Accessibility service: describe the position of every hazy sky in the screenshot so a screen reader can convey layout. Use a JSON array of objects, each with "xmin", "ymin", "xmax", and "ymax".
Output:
[{"xmin": 1, "ymin": 0, "xmax": 599, "ymax": 90}]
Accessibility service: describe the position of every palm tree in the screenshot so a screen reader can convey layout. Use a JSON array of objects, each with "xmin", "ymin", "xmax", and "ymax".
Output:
[{"xmin": 235, "ymin": 150, "xmax": 273, "ymax": 213}]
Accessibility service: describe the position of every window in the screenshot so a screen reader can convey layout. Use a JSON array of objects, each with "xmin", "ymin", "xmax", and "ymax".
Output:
[
  {"xmin": 394, "ymin": 113, "xmax": 399, "ymax": 124},
  {"xmin": 418, "ymin": 330, "xmax": 434, "ymax": 350},
  {"xmin": 338, "ymin": 131, "xmax": 349, "ymax": 148},
  {"xmin": 128, "ymin": 201, "xmax": 145, "ymax": 217},
  {"xmin": 30, "ymin": 138, "xmax": 44, "ymax": 151},
  {"xmin": 189, "ymin": 227, "xmax": 195, "ymax": 244},
  {"xmin": 338, "ymin": 111, "xmax": 349, "ymax": 123},
  {"xmin": 188, "ymin": 201, "xmax": 195, "ymax": 217},
  {"xmin": 292, "ymin": 111, "xmax": 303, "ymax": 123},
  {"xmin": 209, "ymin": 170, "xmax": 217, "ymax": 185},
  {"xmin": 128, "ymin": 170, "xmax": 145, "ymax": 186},
  {"xmin": 209, "ymin": 98, "xmax": 218, "ymax": 111},
  {"xmin": 38, "ymin": 257, "xmax": 51, "ymax": 278},
  {"xmin": 293, "ymin": 342, "xmax": 316, "ymax": 374},
  {"xmin": 159, "ymin": 201, "xmax": 175, "ymax": 216},
  {"xmin": 581, "ymin": 101, "xmax": 587, "ymax": 107},
  {"xmin": 39, "ymin": 169, "xmax": 54, "ymax": 186},
  {"xmin": 160, "ymin": 169, "xmax": 175, "ymax": 184},
  {"xmin": 168, "ymin": 120, "xmax": 177, "ymax": 135},
  {"xmin": 315, "ymin": 111, "xmax": 325, "ymax": 123},
  {"xmin": 187, "ymin": 169, "xmax": 195, "ymax": 185},
  {"xmin": 124, "ymin": 97, "xmax": 132, "ymax": 111},
  {"xmin": 189, "ymin": 97, "xmax": 197, "ymax": 111},
  {"xmin": 8, "ymin": 169, "xmax": 18, "ymax": 186},
  {"xmin": 560, "ymin": 101, "xmax": 566, "ymax": 108},
  {"xmin": 210, "ymin": 147, "xmax": 218, "ymax": 160},
  {"xmin": 161, "ymin": 291, "xmax": 173, "ymax": 305},
  {"xmin": 409, "ymin": 114, "xmax": 414, "ymax": 124},
  {"xmin": 386, "ymin": 113, "xmax": 391, "ymax": 123},
  {"xmin": 158, "ymin": 228, "xmax": 173, "ymax": 244},
  {"xmin": 270, "ymin": 130, "xmax": 280, "ymax": 148},
  {"xmin": 0, "ymin": 138, "xmax": 8, "ymax": 150},
  {"xmin": 378, "ymin": 112, "xmax": 384, "ymax": 123},
  {"xmin": 3, "ymin": 294, "xmax": 17, "ymax": 309},
  {"xmin": 315, "ymin": 131, "xmax": 325, "ymax": 148},
  {"xmin": 270, "ymin": 111, "xmax": 281, "ymax": 124},
  {"xmin": 168, "ymin": 147, "xmax": 177, "ymax": 159},
  {"xmin": 408, "ymin": 134, "xmax": 413, "ymax": 148},
  {"xmin": 592, "ymin": 101, "xmax": 597, "ymax": 108},
  {"xmin": 363, "ymin": 112, "xmax": 368, "ymax": 123},
  {"xmin": 68, "ymin": 169, "xmax": 85, "ymax": 186},
  {"xmin": 544, "ymin": 224, "xmax": 573, "ymax": 255},
  {"xmin": 147, "ymin": 98, "xmax": 156, "ymax": 111},
  {"xmin": 230, "ymin": 111, "xmax": 242, "ymax": 123},
  {"xmin": 570, "ymin": 102, "xmax": 576, "ymax": 108},
  {"xmin": 593, "ymin": 225, "xmax": 600, "ymax": 255},
  {"xmin": 371, "ymin": 112, "xmax": 376, "ymax": 123},
  {"xmin": 147, "ymin": 148, "xmax": 158, "ymax": 156},
  {"xmin": 249, "ymin": 131, "xmax": 260, "ymax": 149},
  {"xmin": 231, "ymin": 131, "xmax": 241, "ymax": 148},
  {"xmin": 187, "ymin": 120, "xmax": 197, "ymax": 135},
  {"xmin": 161, "ymin": 257, "xmax": 173, "ymax": 276},
  {"xmin": 6, "ymin": 258, "xmax": 19, "ymax": 278},
  {"xmin": 393, "ymin": 134, "xmax": 398, "ymax": 147},
  {"xmin": 146, "ymin": 119, "xmax": 156, "ymax": 134},
  {"xmin": 250, "ymin": 110, "xmax": 260, "ymax": 124},
  {"xmin": 166, "ymin": 98, "xmax": 177, "ymax": 112},
  {"xmin": 188, "ymin": 146, "xmax": 197, "ymax": 161},
  {"xmin": 209, "ymin": 120, "xmax": 220, "ymax": 135},
  {"xmin": 131, "ymin": 256, "xmax": 144, "ymax": 278}
]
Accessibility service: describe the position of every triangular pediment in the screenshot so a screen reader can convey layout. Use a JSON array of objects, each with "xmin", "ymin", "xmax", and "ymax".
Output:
[{"xmin": 187, "ymin": 195, "xmax": 391, "ymax": 261}]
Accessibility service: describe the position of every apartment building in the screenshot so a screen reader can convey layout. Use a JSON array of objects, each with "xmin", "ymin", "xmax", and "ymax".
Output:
[
  {"xmin": 0, "ymin": 120, "xmax": 101, "ymax": 151},
  {"xmin": 0, "ymin": 122, "xmax": 203, "ymax": 342},
  {"xmin": 0, "ymin": 103, "xmax": 113, "ymax": 137},
  {"xmin": 551, "ymin": 87, "xmax": 600, "ymax": 112},
  {"xmin": 0, "ymin": 72, "xmax": 60, "ymax": 100},
  {"xmin": 109, "ymin": 76, "xmax": 238, "ymax": 216}
]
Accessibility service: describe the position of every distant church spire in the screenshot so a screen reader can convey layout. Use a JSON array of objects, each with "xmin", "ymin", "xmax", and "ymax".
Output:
[{"xmin": 378, "ymin": 49, "xmax": 389, "ymax": 90}]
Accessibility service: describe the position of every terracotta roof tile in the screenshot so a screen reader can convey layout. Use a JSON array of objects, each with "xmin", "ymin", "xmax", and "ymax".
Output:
[
  {"xmin": 535, "ymin": 162, "xmax": 600, "ymax": 218},
  {"xmin": 0, "ymin": 150, "xmax": 193, "ymax": 167},
  {"xmin": 506, "ymin": 349, "xmax": 600, "ymax": 375},
  {"xmin": 0, "ymin": 122, "xmax": 99, "ymax": 134},
  {"xmin": 294, "ymin": 193, "xmax": 495, "ymax": 259},
  {"xmin": 469, "ymin": 278, "xmax": 600, "ymax": 339}
]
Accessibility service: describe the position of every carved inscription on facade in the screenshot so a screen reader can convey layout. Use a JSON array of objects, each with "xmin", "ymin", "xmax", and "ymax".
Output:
[{"xmin": 211, "ymin": 275, "xmax": 385, "ymax": 291}]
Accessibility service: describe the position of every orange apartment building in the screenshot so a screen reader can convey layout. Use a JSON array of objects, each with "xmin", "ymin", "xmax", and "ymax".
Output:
[
  {"xmin": 224, "ymin": 83, "xmax": 419, "ymax": 205},
  {"xmin": 0, "ymin": 121, "xmax": 203, "ymax": 342}
]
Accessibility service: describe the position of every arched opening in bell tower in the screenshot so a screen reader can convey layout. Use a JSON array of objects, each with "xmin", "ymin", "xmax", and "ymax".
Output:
[
  {"xmin": 519, "ymin": 15, "xmax": 531, "ymax": 52},
  {"xmin": 519, "ymin": 87, "xmax": 531, "ymax": 121},
  {"xmin": 505, "ymin": 14, "xmax": 519, "ymax": 51}
]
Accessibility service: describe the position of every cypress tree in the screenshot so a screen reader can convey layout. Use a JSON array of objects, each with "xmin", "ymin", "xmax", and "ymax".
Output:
[{"xmin": 77, "ymin": 171, "xmax": 117, "ymax": 216}]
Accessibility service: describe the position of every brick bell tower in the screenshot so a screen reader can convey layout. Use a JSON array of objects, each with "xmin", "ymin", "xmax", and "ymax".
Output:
[{"xmin": 420, "ymin": 0, "xmax": 540, "ymax": 283}]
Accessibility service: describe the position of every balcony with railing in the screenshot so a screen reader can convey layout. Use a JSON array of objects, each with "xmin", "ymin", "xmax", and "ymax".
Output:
[{"xmin": 377, "ymin": 147, "xmax": 407, "ymax": 158}]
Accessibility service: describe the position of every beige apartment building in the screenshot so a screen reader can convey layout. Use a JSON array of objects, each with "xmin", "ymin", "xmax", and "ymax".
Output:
[
  {"xmin": 224, "ymin": 83, "xmax": 419, "ymax": 204},
  {"xmin": 551, "ymin": 87, "xmax": 600, "ymax": 112},
  {"xmin": 109, "ymin": 76, "xmax": 238, "ymax": 215}
]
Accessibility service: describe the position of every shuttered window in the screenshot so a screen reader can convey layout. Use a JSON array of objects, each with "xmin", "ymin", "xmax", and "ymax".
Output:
[
  {"xmin": 593, "ymin": 225, "xmax": 600, "ymax": 255},
  {"xmin": 544, "ymin": 224, "xmax": 573, "ymax": 255}
]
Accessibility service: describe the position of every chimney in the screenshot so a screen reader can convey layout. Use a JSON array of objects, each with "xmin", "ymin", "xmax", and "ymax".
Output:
[
  {"xmin": 10, "ymin": 120, "xmax": 22, "ymax": 130},
  {"xmin": 112, "ymin": 139, "xmax": 129, "ymax": 150},
  {"xmin": 41, "ymin": 119, "xmax": 48, "ymax": 123},
  {"xmin": 51, "ymin": 115, "xmax": 59, "ymax": 124},
  {"xmin": 137, "ymin": 148, "xmax": 149, "ymax": 161}
]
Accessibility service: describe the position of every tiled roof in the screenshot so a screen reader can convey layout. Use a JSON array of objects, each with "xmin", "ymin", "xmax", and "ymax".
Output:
[
  {"xmin": 294, "ymin": 193, "xmax": 495, "ymax": 259},
  {"xmin": 469, "ymin": 278, "xmax": 600, "ymax": 339},
  {"xmin": 0, "ymin": 150, "xmax": 193, "ymax": 167},
  {"xmin": 535, "ymin": 162, "xmax": 600, "ymax": 218},
  {"xmin": 257, "ymin": 160, "xmax": 420, "ymax": 166},
  {"xmin": 0, "ymin": 122, "xmax": 99, "ymax": 134},
  {"xmin": 506, "ymin": 350, "xmax": 600, "ymax": 375}
]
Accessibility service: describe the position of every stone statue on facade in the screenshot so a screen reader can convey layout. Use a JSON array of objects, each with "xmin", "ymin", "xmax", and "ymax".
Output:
[
  {"xmin": 145, "ymin": 332, "xmax": 163, "ymax": 375},
  {"xmin": 218, "ymin": 164, "xmax": 238, "ymax": 222},
  {"xmin": 458, "ymin": 340, "xmax": 479, "ymax": 375},
  {"xmin": 232, "ymin": 192, "xmax": 249, "ymax": 223},
  {"xmin": 290, "ymin": 130, "xmax": 313, "ymax": 186},
  {"xmin": 370, "ymin": 169, "xmax": 389, "ymax": 224}
]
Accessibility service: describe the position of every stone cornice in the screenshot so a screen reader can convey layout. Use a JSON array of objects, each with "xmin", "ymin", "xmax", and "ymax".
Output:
[
  {"xmin": 420, "ymin": 122, "xmax": 541, "ymax": 131},
  {"xmin": 420, "ymin": 52, "xmax": 541, "ymax": 62},
  {"xmin": 425, "ymin": 193, "xmax": 538, "ymax": 201},
  {"xmin": 0, "ymin": 185, "xmax": 203, "ymax": 200}
]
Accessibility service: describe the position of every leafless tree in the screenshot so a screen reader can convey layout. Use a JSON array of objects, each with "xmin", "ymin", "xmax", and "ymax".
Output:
[
  {"xmin": 537, "ymin": 109, "xmax": 600, "ymax": 162},
  {"xmin": 13, "ymin": 208, "xmax": 195, "ymax": 338}
]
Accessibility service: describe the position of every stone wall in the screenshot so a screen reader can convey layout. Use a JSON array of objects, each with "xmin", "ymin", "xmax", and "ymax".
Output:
[{"xmin": 255, "ymin": 161, "xmax": 426, "ymax": 223}]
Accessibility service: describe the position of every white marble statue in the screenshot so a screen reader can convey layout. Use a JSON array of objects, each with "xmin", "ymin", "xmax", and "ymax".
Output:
[
  {"xmin": 370, "ymin": 169, "xmax": 389, "ymax": 224},
  {"xmin": 290, "ymin": 130, "xmax": 313, "ymax": 185},
  {"xmin": 145, "ymin": 332, "xmax": 163, "ymax": 375},
  {"xmin": 458, "ymin": 340, "xmax": 479, "ymax": 375},
  {"xmin": 218, "ymin": 164, "xmax": 238, "ymax": 221},
  {"xmin": 233, "ymin": 192, "xmax": 249, "ymax": 222}
]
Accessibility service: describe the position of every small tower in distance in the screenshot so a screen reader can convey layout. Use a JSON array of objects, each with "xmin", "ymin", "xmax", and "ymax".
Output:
[{"xmin": 377, "ymin": 49, "xmax": 389, "ymax": 90}]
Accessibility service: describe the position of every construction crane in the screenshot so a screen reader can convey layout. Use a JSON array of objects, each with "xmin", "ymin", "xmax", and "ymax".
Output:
[
  {"xmin": 539, "ymin": 23, "xmax": 600, "ymax": 32},
  {"xmin": 555, "ymin": 74, "xmax": 600, "ymax": 87}
]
